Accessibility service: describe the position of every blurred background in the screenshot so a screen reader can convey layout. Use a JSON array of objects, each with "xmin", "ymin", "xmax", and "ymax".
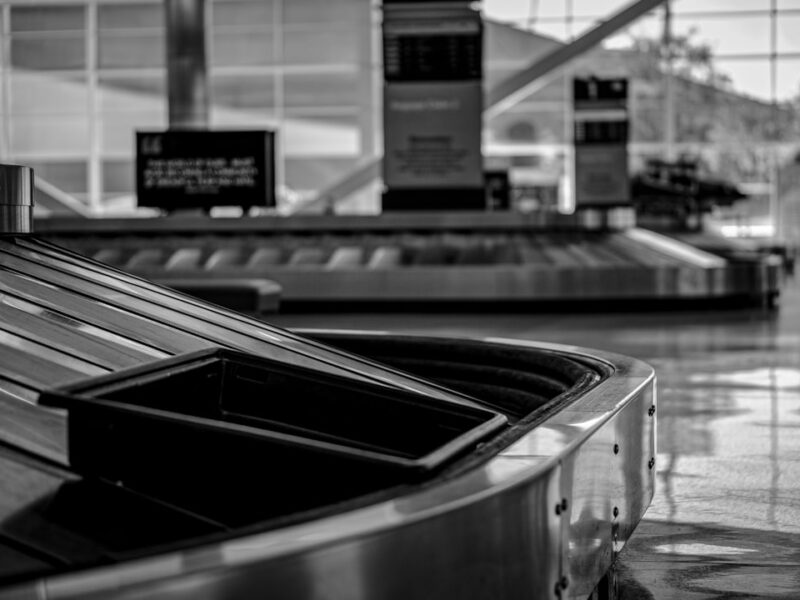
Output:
[{"xmin": 2, "ymin": 0, "xmax": 799, "ymax": 244}]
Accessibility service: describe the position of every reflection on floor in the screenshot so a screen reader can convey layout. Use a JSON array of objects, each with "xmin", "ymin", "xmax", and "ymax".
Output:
[{"xmin": 271, "ymin": 274, "xmax": 800, "ymax": 599}]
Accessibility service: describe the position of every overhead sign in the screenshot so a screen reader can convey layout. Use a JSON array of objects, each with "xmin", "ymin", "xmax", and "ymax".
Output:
[
  {"xmin": 383, "ymin": 82, "xmax": 483, "ymax": 189},
  {"xmin": 382, "ymin": 2, "xmax": 484, "ymax": 211},
  {"xmin": 136, "ymin": 130, "xmax": 275, "ymax": 211},
  {"xmin": 573, "ymin": 77, "xmax": 630, "ymax": 206}
]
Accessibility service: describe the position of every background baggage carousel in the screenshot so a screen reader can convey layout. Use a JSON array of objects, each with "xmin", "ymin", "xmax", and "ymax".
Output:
[{"xmin": 35, "ymin": 211, "xmax": 782, "ymax": 312}]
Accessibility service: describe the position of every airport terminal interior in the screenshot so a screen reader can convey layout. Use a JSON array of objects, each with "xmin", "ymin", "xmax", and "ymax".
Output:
[{"xmin": 1, "ymin": 0, "xmax": 800, "ymax": 598}]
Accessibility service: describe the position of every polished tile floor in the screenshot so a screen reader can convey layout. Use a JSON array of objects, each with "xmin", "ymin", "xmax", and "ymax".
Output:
[{"xmin": 273, "ymin": 273, "xmax": 800, "ymax": 599}]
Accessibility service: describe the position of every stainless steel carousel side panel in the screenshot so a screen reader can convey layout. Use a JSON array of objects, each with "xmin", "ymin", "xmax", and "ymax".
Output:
[
  {"xmin": 492, "ymin": 339, "xmax": 656, "ymax": 599},
  {"xmin": 1, "ymin": 337, "xmax": 654, "ymax": 600},
  {"xmin": 559, "ymin": 378, "xmax": 656, "ymax": 599},
  {"xmin": 39, "ymin": 465, "xmax": 563, "ymax": 600},
  {"xmin": 258, "ymin": 264, "xmax": 764, "ymax": 302}
]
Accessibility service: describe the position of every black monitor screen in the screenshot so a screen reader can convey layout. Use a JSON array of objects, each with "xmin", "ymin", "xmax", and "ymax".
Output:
[{"xmin": 136, "ymin": 130, "xmax": 275, "ymax": 211}]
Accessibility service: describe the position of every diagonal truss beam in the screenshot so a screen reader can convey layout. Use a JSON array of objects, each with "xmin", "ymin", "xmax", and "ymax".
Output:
[{"xmin": 485, "ymin": 0, "xmax": 667, "ymax": 119}]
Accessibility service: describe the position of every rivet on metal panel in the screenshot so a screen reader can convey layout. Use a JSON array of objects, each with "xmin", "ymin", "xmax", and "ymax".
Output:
[
  {"xmin": 648, "ymin": 457, "xmax": 656, "ymax": 469},
  {"xmin": 613, "ymin": 443, "xmax": 619, "ymax": 454},
  {"xmin": 613, "ymin": 506, "xmax": 619, "ymax": 518},
  {"xmin": 648, "ymin": 404, "xmax": 656, "ymax": 417}
]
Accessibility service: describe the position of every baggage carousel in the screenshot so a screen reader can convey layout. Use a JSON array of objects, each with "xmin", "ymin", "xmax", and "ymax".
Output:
[
  {"xmin": 34, "ymin": 211, "xmax": 781, "ymax": 310},
  {"xmin": 0, "ymin": 229, "xmax": 656, "ymax": 599}
]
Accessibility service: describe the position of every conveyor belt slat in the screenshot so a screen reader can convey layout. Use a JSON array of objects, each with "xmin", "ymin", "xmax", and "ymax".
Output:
[
  {"xmin": 205, "ymin": 248, "xmax": 244, "ymax": 270},
  {"xmin": 245, "ymin": 247, "xmax": 282, "ymax": 270},
  {"xmin": 165, "ymin": 248, "xmax": 203, "ymax": 271},
  {"xmin": 367, "ymin": 246, "xmax": 402, "ymax": 269},
  {"xmin": 326, "ymin": 247, "xmax": 364, "ymax": 269},
  {"xmin": 125, "ymin": 249, "xmax": 163, "ymax": 269}
]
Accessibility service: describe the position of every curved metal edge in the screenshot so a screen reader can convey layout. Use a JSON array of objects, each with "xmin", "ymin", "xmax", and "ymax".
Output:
[
  {"xmin": 1, "ymin": 335, "xmax": 655, "ymax": 600},
  {"xmin": 33, "ymin": 211, "xmax": 629, "ymax": 235},
  {"xmin": 202, "ymin": 262, "xmax": 778, "ymax": 302}
]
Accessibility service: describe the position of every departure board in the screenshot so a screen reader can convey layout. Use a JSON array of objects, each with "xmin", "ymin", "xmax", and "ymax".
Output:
[
  {"xmin": 573, "ymin": 77, "xmax": 630, "ymax": 206},
  {"xmin": 381, "ymin": 2, "xmax": 484, "ymax": 211},
  {"xmin": 383, "ymin": 18, "xmax": 481, "ymax": 82}
]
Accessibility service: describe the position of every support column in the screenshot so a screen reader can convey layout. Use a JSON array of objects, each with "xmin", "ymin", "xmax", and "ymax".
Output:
[
  {"xmin": 0, "ymin": 164, "xmax": 34, "ymax": 234},
  {"xmin": 165, "ymin": 0, "xmax": 209, "ymax": 130}
]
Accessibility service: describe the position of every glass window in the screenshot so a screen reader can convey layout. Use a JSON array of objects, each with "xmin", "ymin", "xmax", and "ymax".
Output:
[
  {"xmin": 283, "ymin": 28, "xmax": 360, "ymax": 65},
  {"xmin": 11, "ymin": 115, "xmax": 90, "ymax": 156},
  {"xmin": 530, "ymin": 21, "xmax": 570, "ymax": 42},
  {"xmin": 98, "ymin": 3, "xmax": 163, "ymax": 30},
  {"xmin": 777, "ymin": 58, "xmax": 800, "ymax": 102},
  {"xmin": 484, "ymin": 67, "xmax": 520, "ymax": 92},
  {"xmin": 603, "ymin": 14, "xmax": 665, "ymax": 50},
  {"xmin": 98, "ymin": 32, "xmax": 165, "ymax": 68},
  {"xmin": 212, "ymin": 0, "xmax": 273, "ymax": 27},
  {"xmin": 211, "ymin": 74, "xmax": 275, "ymax": 110},
  {"xmin": 672, "ymin": 15, "xmax": 770, "ymax": 56},
  {"xmin": 211, "ymin": 108, "xmax": 274, "ymax": 128},
  {"xmin": 777, "ymin": 16, "xmax": 800, "ymax": 54},
  {"xmin": 283, "ymin": 71, "xmax": 359, "ymax": 108},
  {"xmin": 572, "ymin": 0, "xmax": 630, "ymax": 17},
  {"xmin": 11, "ymin": 5, "xmax": 85, "ymax": 32},
  {"xmin": 282, "ymin": 115, "xmax": 360, "ymax": 157},
  {"xmin": 98, "ymin": 74, "xmax": 166, "ymax": 112},
  {"xmin": 102, "ymin": 159, "xmax": 135, "ymax": 195},
  {"xmin": 631, "ymin": 108, "xmax": 665, "ymax": 143},
  {"xmin": 283, "ymin": 0, "xmax": 364, "ymax": 26},
  {"xmin": 11, "ymin": 73, "xmax": 88, "ymax": 114},
  {"xmin": 211, "ymin": 31, "xmax": 273, "ymax": 66},
  {"xmin": 673, "ymin": 0, "xmax": 768, "ymax": 12},
  {"xmin": 530, "ymin": 2, "xmax": 570, "ymax": 20},
  {"xmin": 483, "ymin": 0, "xmax": 538, "ymax": 23},
  {"xmin": 714, "ymin": 58, "xmax": 772, "ymax": 101},
  {"xmin": 285, "ymin": 156, "xmax": 358, "ymax": 192},
  {"xmin": 694, "ymin": 147, "xmax": 773, "ymax": 189},
  {"xmin": 101, "ymin": 112, "xmax": 167, "ymax": 155},
  {"xmin": 673, "ymin": 73, "xmax": 778, "ymax": 143},
  {"xmin": 11, "ymin": 37, "xmax": 86, "ymax": 70},
  {"xmin": 524, "ymin": 77, "xmax": 566, "ymax": 103},
  {"xmin": 25, "ymin": 160, "xmax": 88, "ymax": 194}
]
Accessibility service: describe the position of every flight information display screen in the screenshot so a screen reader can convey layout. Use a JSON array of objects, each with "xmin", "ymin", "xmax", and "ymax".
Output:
[
  {"xmin": 383, "ymin": 18, "xmax": 482, "ymax": 82},
  {"xmin": 136, "ymin": 130, "xmax": 275, "ymax": 211}
]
